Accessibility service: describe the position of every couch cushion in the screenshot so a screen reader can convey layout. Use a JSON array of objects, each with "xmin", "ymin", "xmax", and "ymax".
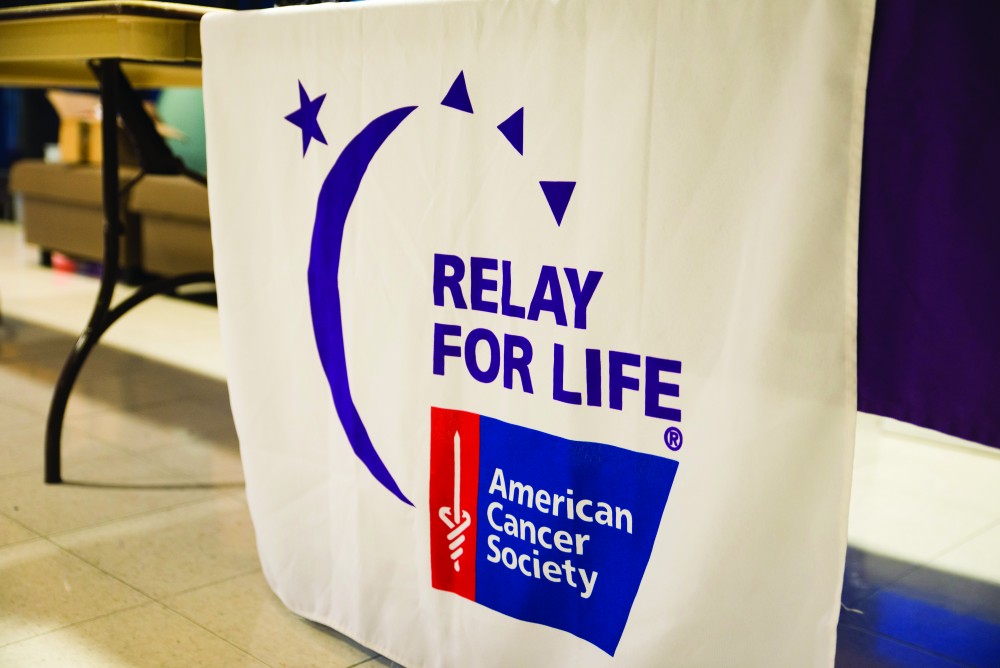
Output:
[
  {"xmin": 9, "ymin": 160, "xmax": 140, "ymax": 207},
  {"xmin": 130, "ymin": 174, "xmax": 209, "ymax": 223}
]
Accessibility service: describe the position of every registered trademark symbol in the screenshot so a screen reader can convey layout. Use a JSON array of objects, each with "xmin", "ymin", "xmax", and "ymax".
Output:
[{"xmin": 664, "ymin": 427, "xmax": 683, "ymax": 451}]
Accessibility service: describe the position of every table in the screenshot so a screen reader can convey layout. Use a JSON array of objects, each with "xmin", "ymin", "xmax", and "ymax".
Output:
[
  {"xmin": 0, "ymin": 1, "xmax": 223, "ymax": 483},
  {"xmin": 0, "ymin": 1, "xmax": 206, "ymax": 87}
]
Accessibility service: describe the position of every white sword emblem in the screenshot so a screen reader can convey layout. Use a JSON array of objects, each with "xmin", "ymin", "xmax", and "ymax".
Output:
[{"xmin": 438, "ymin": 431, "xmax": 471, "ymax": 572}]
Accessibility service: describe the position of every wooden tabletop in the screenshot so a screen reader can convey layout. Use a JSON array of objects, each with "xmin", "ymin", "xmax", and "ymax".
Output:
[{"xmin": 0, "ymin": 1, "xmax": 227, "ymax": 88}]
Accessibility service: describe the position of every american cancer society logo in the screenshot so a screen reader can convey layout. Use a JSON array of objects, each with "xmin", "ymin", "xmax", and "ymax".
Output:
[
  {"xmin": 429, "ymin": 408, "xmax": 677, "ymax": 655},
  {"xmin": 296, "ymin": 71, "xmax": 683, "ymax": 655}
]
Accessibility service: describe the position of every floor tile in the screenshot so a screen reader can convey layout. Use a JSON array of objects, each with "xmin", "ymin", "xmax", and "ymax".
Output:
[
  {"xmin": 0, "ymin": 514, "xmax": 35, "ymax": 548},
  {"xmin": 847, "ymin": 421, "xmax": 1000, "ymax": 565},
  {"xmin": 851, "ymin": 428, "xmax": 1000, "ymax": 515},
  {"xmin": 842, "ymin": 543, "xmax": 1000, "ymax": 668},
  {"xmin": 0, "ymin": 362, "xmax": 59, "ymax": 415},
  {"xmin": 144, "ymin": 437, "xmax": 245, "ymax": 486},
  {"xmin": 52, "ymin": 495, "xmax": 259, "ymax": 599},
  {"xmin": 366, "ymin": 658, "xmax": 406, "ymax": 667},
  {"xmin": 0, "ymin": 602, "xmax": 267, "ymax": 667},
  {"xmin": 94, "ymin": 295, "xmax": 225, "ymax": 380},
  {"xmin": 66, "ymin": 406, "xmax": 196, "ymax": 453},
  {"xmin": 928, "ymin": 521, "xmax": 1000, "ymax": 587},
  {"xmin": 835, "ymin": 625, "xmax": 967, "ymax": 668},
  {"xmin": 887, "ymin": 554, "xmax": 1000, "ymax": 630},
  {"xmin": 844, "ymin": 588, "xmax": 1000, "ymax": 668},
  {"xmin": 166, "ymin": 571, "xmax": 375, "ymax": 668},
  {"xmin": 2, "ymin": 350, "xmax": 212, "ymax": 416},
  {"xmin": 846, "ymin": 484, "xmax": 997, "ymax": 567},
  {"xmin": 851, "ymin": 412, "xmax": 885, "ymax": 474},
  {"xmin": 0, "ymin": 317, "xmax": 74, "ymax": 363},
  {"xmin": 880, "ymin": 417, "xmax": 997, "ymax": 454},
  {"xmin": 842, "ymin": 547, "xmax": 917, "ymax": 608},
  {"xmin": 71, "ymin": 397, "xmax": 237, "ymax": 456},
  {"xmin": 0, "ymin": 421, "xmax": 117, "ymax": 481},
  {"xmin": 0, "ymin": 538, "xmax": 148, "ymax": 647},
  {"xmin": 73, "ymin": 354, "xmax": 219, "ymax": 410},
  {"xmin": 0, "ymin": 245, "xmax": 98, "ymax": 303},
  {"xmin": 0, "ymin": 451, "xmax": 220, "ymax": 536},
  {"xmin": 0, "ymin": 357, "xmax": 110, "ymax": 419},
  {"xmin": 0, "ymin": 269, "xmax": 225, "ymax": 381},
  {"xmin": 0, "ymin": 401, "xmax": 41, "ymax": 433}
]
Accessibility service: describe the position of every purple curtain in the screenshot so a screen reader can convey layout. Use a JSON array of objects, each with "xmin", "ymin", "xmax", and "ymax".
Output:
[{"xmin": 858, "ymin": 0, "xmax": 1000, "ymax": 448}]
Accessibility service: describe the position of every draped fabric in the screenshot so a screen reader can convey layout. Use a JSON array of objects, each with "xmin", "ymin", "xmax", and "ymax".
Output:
[
  {"xmin": 202, "ymin": 1, "xmax": 875, "ymax": 665},
  {"xmin": 858, "ymin": 0, "xmax": 1000, "ymax": 450}
]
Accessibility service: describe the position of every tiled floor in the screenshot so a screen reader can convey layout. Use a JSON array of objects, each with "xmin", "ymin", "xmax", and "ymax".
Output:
[{"xmin": 1, "ymin": 222, "xmax": 998, "ymax": 667}]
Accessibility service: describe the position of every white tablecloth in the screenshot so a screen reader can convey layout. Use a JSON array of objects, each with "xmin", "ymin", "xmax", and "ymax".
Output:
[{"xmin": 202, "ymin": 1, "xmax": 875, "ymax": 665}]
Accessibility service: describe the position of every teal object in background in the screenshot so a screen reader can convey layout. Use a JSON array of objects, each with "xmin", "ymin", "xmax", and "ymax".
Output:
[{"xmin": 157, "ymin": 88, "xmax": 207, "ymax": 176}]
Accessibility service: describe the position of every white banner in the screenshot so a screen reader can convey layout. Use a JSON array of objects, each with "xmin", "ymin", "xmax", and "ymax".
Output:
[{"xmin": 202, "ymin": 1, "xmax": 874, "ymax": 665}]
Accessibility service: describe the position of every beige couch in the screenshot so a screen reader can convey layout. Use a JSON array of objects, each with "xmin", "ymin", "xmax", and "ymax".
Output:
[
  {"xmin": 131, "ymin": 174, "xmax": 212, "ymax": 275},
  {"xmin": 9, "ymin": 160, "xmax": 212, "ymax": 279},
  {"xmin": 10, "ymin": 160, "xmax": 142, "ymax": 273}
]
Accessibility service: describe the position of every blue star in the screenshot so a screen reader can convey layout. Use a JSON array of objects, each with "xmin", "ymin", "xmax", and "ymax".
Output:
[{"xmin": 285, "ymin": 81, "xmax": 327, "ymax": 156}]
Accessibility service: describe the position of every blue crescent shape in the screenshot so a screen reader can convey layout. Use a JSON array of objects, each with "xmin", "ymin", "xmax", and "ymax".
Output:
[{"xmin": 308, "ymin": 106, "xmax": 417, "ymax": 506}]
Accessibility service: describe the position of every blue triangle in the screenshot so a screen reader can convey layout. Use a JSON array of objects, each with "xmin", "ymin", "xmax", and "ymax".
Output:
[
  {"xmin": 540, "ymin": 181, "xmax": 576, "ymax": 227},
  {"xmin": 441, "ymin": 71, "xmax": 474, "ymax": 114},
  {"xmin": 497, "ymin": 107, "xmax": 523, "ymax": 155}
]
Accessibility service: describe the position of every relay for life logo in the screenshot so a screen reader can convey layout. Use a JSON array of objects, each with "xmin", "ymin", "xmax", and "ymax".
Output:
[{"xmin": 294, "ymin": 71, "xmax": 683, "ymax": 655}]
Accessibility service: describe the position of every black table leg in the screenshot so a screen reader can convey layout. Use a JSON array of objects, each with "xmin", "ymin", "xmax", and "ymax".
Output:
[
  {"xmin": 44, "ymin": 59, "xmax": 215, "ymax": 484},
  {"xmin": 45, "ymin": 59, "xmax": 123, "ymax": 484}
]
